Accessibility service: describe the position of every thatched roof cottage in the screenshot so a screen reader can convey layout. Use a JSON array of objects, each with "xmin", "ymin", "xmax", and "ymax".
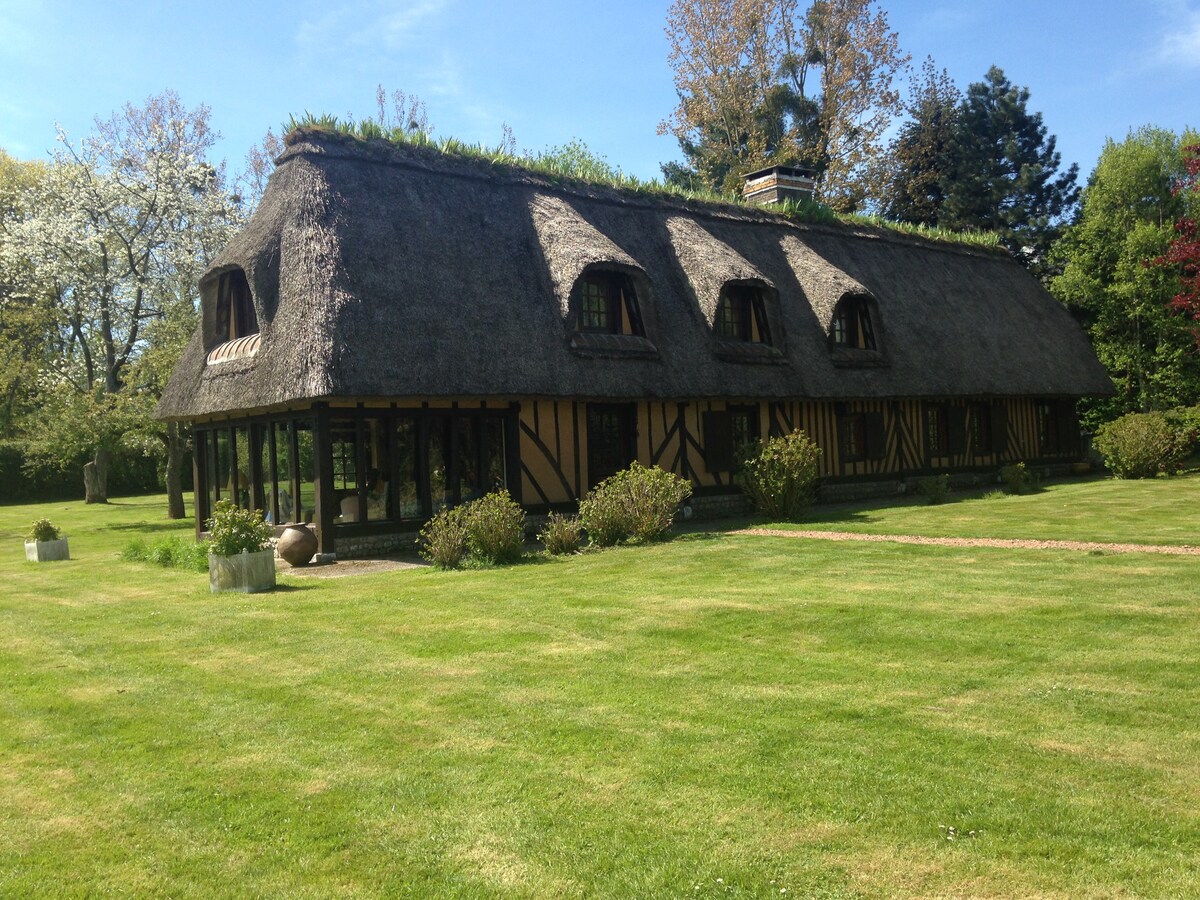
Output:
[{"xmin": 158, "ymin": 130, "xmax": 1112, "ymax": 557}]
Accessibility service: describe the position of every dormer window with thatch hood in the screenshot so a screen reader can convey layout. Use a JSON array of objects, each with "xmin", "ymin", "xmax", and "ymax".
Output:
[
  {"xmin": 828, "ymin": 292, "xmax": 885, "ymax": 367},
  {"xmin": 204, "ymin": 267, "xmax": 261, "ymax": 366},
  {"xmin": 567, "ymin": 267, "xmax": 658, "ymax": 358},
  {"xmin": 714, "ymin": 283, "xmax": 772, "ymax": 344}
]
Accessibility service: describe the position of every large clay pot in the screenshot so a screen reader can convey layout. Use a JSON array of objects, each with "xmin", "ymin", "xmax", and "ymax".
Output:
[{"xmin": 276, "ymin": 524, "xmax": 318, "ymax": 567}]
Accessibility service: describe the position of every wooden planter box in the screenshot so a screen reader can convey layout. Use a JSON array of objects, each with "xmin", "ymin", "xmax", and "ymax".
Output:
[
  {"xmin": 25, "ymin": 538, "xmax": 70, "ymax": 562},
  {"xmin": 209, "ymin": 548, "xmax": 276, "ymax": 593}
]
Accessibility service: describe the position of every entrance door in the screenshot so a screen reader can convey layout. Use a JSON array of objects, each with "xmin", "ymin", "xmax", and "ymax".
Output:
[{"xmin": 587, "ymin": 403, "xmax": 636, "ymax": 488}]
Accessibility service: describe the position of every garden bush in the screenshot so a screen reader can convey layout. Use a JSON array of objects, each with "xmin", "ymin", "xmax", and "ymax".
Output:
[
  {"xmin": 999, "ymin": 462, "xmax": 1034, "ymax": 494},
  {"xmin": 417, "ymin": 505, "xmax": 469, "ymax": 569},
  {"xmin": 579, "ymin": 462, "xmax": 692, "ymax": 546},
  {"xmin": 464, "ymin": 490, "xmax": 526, "ymax": 564},
  {"xmin": 916, "ymin": 474, "xmax": 951, "ymax": 505},
  {"xmin": 205, "ymin": 499, "xmax": 273, "ymax": 557},
  {"xmin": 538, "ymin": 512, "xmax": 582, "ymax": 555},
  {"xmin": 738, "ymin": 430, "xmax": 822, "ymax": 520},
  {"xmin": 121, "ymin": 536, "xmax": 210, "ymax": 572},
  {"xmin": 26, "ymin": 518, "xmax": 60, "ymax": 542},
  {"xmin": 1094, "ymin": 411, "xmax": 1191, "ymax": 479}
]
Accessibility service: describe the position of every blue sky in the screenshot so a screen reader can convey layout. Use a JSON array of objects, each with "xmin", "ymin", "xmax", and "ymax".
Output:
[{"xmin": 1, "ymin": 0, "xmax": 1196, "ymax": 185}]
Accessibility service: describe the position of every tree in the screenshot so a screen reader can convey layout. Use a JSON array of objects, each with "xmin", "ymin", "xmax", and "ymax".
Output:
[
  {"xmin": 941, "ymin": 67, "xmax": 1079, "ymax": 268},
  {"xmin": 0, "ymin": 91, "xmax": 241, "ymax": 509},
  {"xmin": 880, "ymin": 57, "xmax": 960, "ymax": 226},
  {"xmin": 1153, "ymin": 143, "xmax": 1200, "ymax": 338},
  {"xmin": 660, "ymin": 0, "xmax": 907, "ymax": 208},
  {"xmin": 1050, "ymin": 127, "xmax": 1200, "ymax": 424}
]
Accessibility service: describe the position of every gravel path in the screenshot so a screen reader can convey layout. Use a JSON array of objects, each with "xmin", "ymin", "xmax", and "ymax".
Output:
[{"xmin": 731, "ymin": 528, "xmax": 1200, "ymax": 556}]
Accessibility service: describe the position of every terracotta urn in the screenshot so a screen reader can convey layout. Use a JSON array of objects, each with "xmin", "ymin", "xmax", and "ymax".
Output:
[{"xmin": 276, "ymin": 524, "xmax": 317, "ymax": 566}]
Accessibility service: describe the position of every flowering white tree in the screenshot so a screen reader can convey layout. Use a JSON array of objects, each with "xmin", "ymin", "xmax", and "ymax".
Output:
[{"xmin": 1, "ymin": 91, "xmax": 241, "ymax": 511}]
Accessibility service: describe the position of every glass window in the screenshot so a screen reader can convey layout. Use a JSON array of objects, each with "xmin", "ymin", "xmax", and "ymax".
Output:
[
  {"xmin": 926, "ymin": 404, "xmax": 948, "ymax": 456},
  {"xmin": 484, "ymin": 418, "xmax": 506, "ymax": 495},
  {"xmin": 269, "ymin": 422, "xmax": 296, "ymax": 524},
  {"xmin": 715, "ymin": 286, "xmax": 769, "ymax": 343},
  {"xmin": 295, "ymin": 423, "xmax": 316, "ymax": 525},
  {"xmin": 578, "ymin": 272, "xmax": 643, "ymax": 336},
  {"xmin": 428, "ymin": 417, "xmax": 450, "ymax": 512},
  {"xmin": 831, "ymin": 296, "xmax": 876, "ymax": 350},
  {"xmin": 395, "ymin": 417, "xmax": 421, "ymax": 519}
]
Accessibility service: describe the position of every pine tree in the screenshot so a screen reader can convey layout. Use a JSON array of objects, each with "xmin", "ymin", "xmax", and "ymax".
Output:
[
  {"xmin": 941, "ymin": 67, "xmax": 1079, "ymax": 267},
  {"xmin": 880, "ymin": 57, "xmax": 959, "ymax": 226}
]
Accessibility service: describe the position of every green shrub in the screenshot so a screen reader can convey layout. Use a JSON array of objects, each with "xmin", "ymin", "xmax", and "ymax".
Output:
[
  {"xmin": 538, "ymin": 513, "xmax": 583, "ymax": 555},
  {"xmin": 579, "ymin": 462, "xmax": 692, "ymax": 546},
  {"xmin": 26, "ymin": 518, "xmax": 60, "ymax": 542},
  {"xmin": 981, "ymin": 489, "xmax": 1007, "ymax": 501},
  {"xmin": 1165, "ymin": 405, "xmax": 1200, "ymax": 455},
  {"xmin": 999, "ymin": 462, "xmax": 1034, "ymax": 494},
  {"xmin": 205, "ymin": 499, "xmax": 273, "ymax": 557},
  {"xmin": 121, "ymin": 536, "xmax": 210, "ymax": 572},
  {"xmin": 738, "ymin": 430, "xmax": 822, "ymax": 521},
  {"xmin": 916, "ymin": 474, "xmax": 951, "ymax": 505},
  {"xmin": 463, "ymin": 490, "xmax": 526, "ymax": 564},
  {"xmin": 1094, "ymin": 411, "xmax": 1191, "ymax": 479},
  {"xmin": 417, "ymin": 505, "xmax": 469, "ymax": 569}
]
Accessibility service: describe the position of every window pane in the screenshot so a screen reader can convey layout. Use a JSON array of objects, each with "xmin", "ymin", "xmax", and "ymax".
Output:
[
  {"xmin": 484, "ymin": 418, "xmax": 506, "ymax": 494},
  {"xmin": 214, "ymin": 429, "xmax": 231, "ymax": 508},
  {"xmin": 428, "ymin": 418, "xmax": 450, "ymax": 512},
  {"xmin": 458, "ymin": 417, "xmax": 481, "ymax": 502},
  {"xmin": 295, "ymin": 423, "xmax": 315, "ymax": 524},
  {"xmin": 233, "ymin": 426, "xmax": 251, "ymax": 510},
  {"xmin": 271, "ymin": 422, "xmax": 296, "ymax": 524},
  {"xmin": 365, "ymin": 418, "xmax": 391, "ymax": 521},
  {"xmin": 395, "ymin": 418, "xmax": 421, "ymax": 519}
]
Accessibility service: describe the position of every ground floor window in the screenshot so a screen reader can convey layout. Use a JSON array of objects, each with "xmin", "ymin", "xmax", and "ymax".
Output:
[
  {"xmin": 586, "ymin": 403, "xmax": 636, "ymax": 487},
  {"xmin": 703, "ymin": 405, "xmax": 761, "ymax": 472}
]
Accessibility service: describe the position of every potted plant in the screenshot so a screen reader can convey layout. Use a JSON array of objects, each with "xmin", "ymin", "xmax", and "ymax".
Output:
[
  {"xmin": 25, "ymin": 518, "xmax": 70, "ymax": 562},
  {"xmin": 206, "ymin": 499, "xmax": 275, "ymax": 593}
]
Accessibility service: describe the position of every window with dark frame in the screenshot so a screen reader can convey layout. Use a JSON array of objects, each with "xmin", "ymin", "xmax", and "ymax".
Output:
[
  {"xmin": 216, "ymin": 268, "xmax": 258, "ymax": 343},
  {"xmin": 830, "ymin": 295, "xmax": 876, "ymax": 350},
  {"xmin": 703, "ymin": 405, "xmax": 761, "ymax": 473},
  {"xmin": 578, "ymin": 271, "xmax": 644, "ymax": 336},
  {"xmin": 970, "ymin": 403, "xmax": 993, "ymax": 455},
  {"xmin": 926, "ymin": 403, "xmax": 949, "ymax": 456},
  {"xmin": 714, "ymin": 284, "xmax": 771, "ymax": 344},
  {"xmin": 586, "ymin": 403, "xmax": 636, "ymax": 487},
  {"xmin": 842, "ymin": 412, "xmax": 866, "ymax": 460}
]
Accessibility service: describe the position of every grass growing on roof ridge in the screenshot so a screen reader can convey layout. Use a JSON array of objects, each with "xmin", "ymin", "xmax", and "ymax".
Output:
[
  {"xmin": 2, "ymin": 483, "xmax": 1199, "ymax": 896},
  {"xmin": 283, "ymin": 113, "xmax": 1002, "ymax": 252}
]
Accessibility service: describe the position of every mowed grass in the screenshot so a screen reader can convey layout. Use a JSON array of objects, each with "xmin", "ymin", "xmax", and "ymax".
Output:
[
  {"xmin": 794, "ymin": 472, "xmax": 1200, "ymax": 546},
  {"xmin": 1, "ymin": 484, "xmax": 1198, "ymax": 898}
]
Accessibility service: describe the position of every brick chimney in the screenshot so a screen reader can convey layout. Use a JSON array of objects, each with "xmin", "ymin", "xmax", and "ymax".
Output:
[{"xmin": 742, "ymin": 165, "xmax": 816, "ymax": 206}]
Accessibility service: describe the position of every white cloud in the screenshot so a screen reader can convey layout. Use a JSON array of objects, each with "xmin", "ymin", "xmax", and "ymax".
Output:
[
  {"xmin": 296, "ymin": 0, "xmax": 448, "ymax": 51},
  {"xmin": 1155, "ymin": 1, "xmax": 1200, "ymax": 67}
]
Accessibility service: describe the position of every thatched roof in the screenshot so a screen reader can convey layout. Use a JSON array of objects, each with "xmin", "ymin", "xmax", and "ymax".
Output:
[{"xmin": 158, "ymin": 130, "xmax": 1112, "ymax": 421}]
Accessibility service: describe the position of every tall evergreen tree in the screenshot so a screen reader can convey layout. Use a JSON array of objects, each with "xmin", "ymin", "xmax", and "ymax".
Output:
[
  {"xmin": 880, "ymin": 57, "xmax": 959, "ymax": 226},
  {"xmin": 941, "ymin": 66, "xmax": 1079, "ymax": 267}
]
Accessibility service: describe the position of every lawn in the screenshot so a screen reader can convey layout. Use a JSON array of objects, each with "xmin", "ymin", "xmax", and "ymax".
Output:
[{"xmin": 1, "ymin": 480, "xmax": 1198, "ymax": 898}]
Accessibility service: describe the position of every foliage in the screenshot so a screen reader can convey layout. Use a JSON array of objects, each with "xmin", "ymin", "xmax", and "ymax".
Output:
[
  {"xmin": 26, "ymin": 518, "xmax": 60, "ymax": 542},
  {"xmin": 738, "ymin": 429, "xmax": 822, "ymax": 519},
  {"xmin": 1050, "ymin": 127, "xmax": 1200, "ymax": 424},
  {"xmin": 537, "ymin": 512, "xmax": 583, "ymax": 556},
  {"xmin": 881, "ymin": 57, "xmax": 961, "ymax": 226},
  {"xmin": 579, "ymin": 462, "xmax": 693, "ymax": 546},
  {"xmin": 940, "ymin": 67, "xmax": 1079, "ymax": 270},
  {"xmin": 0, "ymin": 91, "xmax": 242, "ymax": 506},
  {"xmin": 915, "ymin": 473, "xmax": 950, "ymax": 504},
  {"xmin": 121, "ymin": 535, "xmax": 209, "ymax": 572},
  {"xmin": 417, "ymin": 505, "xmax": 469, "ymax": 569},
  {"xmin": 205, "ymin": 499, "xmax": 272, "ymax": 557},
  {"xmin": 659, "ymin": 0, "xmax": 909, "ymax": 209},
  {"xmin": 1093, "ymin": 411, "xmax": 1192, "ymax": 479},
  {"xmin": 999, "ymin": 462, "xmax": 1034, "ymax": 495},
  {"xmin": 463, "ymin": 490, "xmax": 526, "ymax": 565},
  {"xmin": 1152, "ymin": 143, "xmax": 1200, "ymax": 341}
]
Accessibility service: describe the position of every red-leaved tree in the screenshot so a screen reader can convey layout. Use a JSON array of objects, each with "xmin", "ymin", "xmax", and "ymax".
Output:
[{"xmin": 1155, "ymin": 143, "xmax": 1200, "ymax": 343}]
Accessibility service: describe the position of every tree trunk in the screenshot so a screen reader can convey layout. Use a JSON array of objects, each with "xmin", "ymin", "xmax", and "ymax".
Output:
[
  {"xmin": 83, "ymin": 446, "xmax": 110, "ymax": 504},
  {"xmin": 165, "ymin": 422, "xmax": 186, "ymax": 519}
]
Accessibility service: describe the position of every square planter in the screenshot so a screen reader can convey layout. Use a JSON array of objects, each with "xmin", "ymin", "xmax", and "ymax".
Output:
[
  {"xmin": 209, "ymin": 548, "xmax": 276, "ymax": 593},
  {"xmin": 25, "ymin": 538, "xmax": 70, "ymax": 562}
]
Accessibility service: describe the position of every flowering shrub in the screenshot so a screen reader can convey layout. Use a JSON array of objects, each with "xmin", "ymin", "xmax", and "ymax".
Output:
[
  {"xmin": 579, "ymin": 462, "xmax": 692, "ymax": 546},
  {"xmin": 1094, "ymin": 411, "xmax": 1191, "ymax": 479},
  {"xmin": 738, "ymin": 430, "xmax": 822, "ymax": 520},
  {"xmin": 538, "ymin": 513, "xmax": 583, "ymax": 555},
  {"xmin": 205, "ymin": 499, "xmax": 273, "ymax": 557},
  {"xmin": 27, "ymin": 518, "xmax": 61, "ymax": 542},
  {"xmin": 464, "ymin": 490, "xmax": 526, "ymax": 564}
]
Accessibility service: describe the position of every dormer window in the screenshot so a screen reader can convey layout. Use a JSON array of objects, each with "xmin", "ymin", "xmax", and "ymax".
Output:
[
  {"xmin": 830, "ymin": 294, "xmax": 876, "ymax": 350},
  {"xmin": 216, "ymin": 268, "xmax": 258, "ymax": 342},
  {"xmin": 578, "ymin": 271, "xmax": 644, "ymax": 336},
  {"xmin": 714, "ymin": 284, "xmax": 771, "ymax": 344}
]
